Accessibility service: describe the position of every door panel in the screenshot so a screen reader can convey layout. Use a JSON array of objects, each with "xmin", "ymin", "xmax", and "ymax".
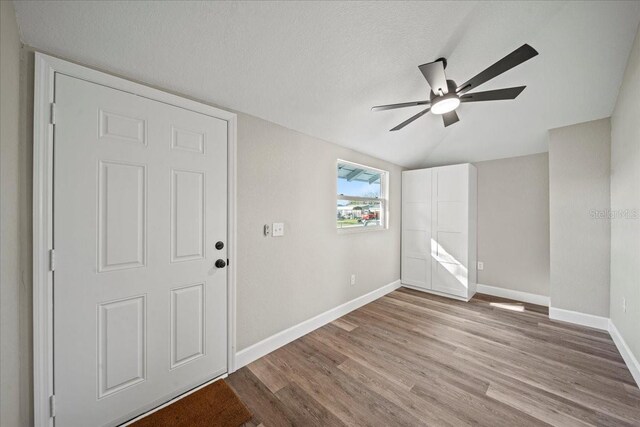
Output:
[
  {"xmin": 436, "ymin": 164, "xmax": 467, "ymax": 201},
  {"xmin": 435, "ymin": 201, "xmax": 464, "ymax": 232},
  {"xmin": 432, "ymin": 262, "xmax": 468, "ymax": 298},
  {"xmin": 401, "ymin": 170, "xmax": 432, "ymax": 289},
  {"xmin": 54, "ymin": 73, "xmax": 228, "ymax": 426},
  {"xmin": 98, "ymin": 161, "xmax": 147, "ymax": 272},
  {"xmin": 171, "ymin": 169, "xmax": 205, "ymax": 262},
  {"xmin": 170, "ymin": 283, "xmax": 205, "ymax": 369},
  {"xmin": 436, "ymin": 231, "xmax": 467, "ymax": 266},
  {"xmin": 97, "ymin": 295, "xmax": 146, "ymax": 399},
  {"xmin": 431, "ymin": 166, "xmax": 469, "ymax": 298}
]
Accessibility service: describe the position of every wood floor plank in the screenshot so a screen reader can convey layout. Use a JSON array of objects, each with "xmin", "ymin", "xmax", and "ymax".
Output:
[
  {"xmin": 228, "ymin": 290, "xmax": 640, "ymax": 426},
  {"xmin": 310, "ymin": 325, "xmax": 419, "ymax": 389},
  {"xmin": 274, "ymin": 382, "xmax": 346, "ymax": 427},
  {"xmin": 486, "ymin": 381, "xmax": 636, "ymax": 427},
  {"xmin": 281, "ymin": 339, "xmax": 426, "ymax": 426},
  {"xmin": 410, "ymin": 381, "xmax": 550, "ymax": 427},
  {"xmin": 226, "ymin": 368, "xmax": 293, "ymax": 427},
  {"xmin": 486, "ymin": 384, "xmax": 592, "ymax": 427},
  {"xmin": 331, "ymin": 318, "xmax": 358, "ymax": 332},
  {"xmin": 336, "ymin": 358, "xmax": 473, "ymax": 427},
  {"xmin": 247, "ymin": 357, "xmax": 290, "ymax": 394}
]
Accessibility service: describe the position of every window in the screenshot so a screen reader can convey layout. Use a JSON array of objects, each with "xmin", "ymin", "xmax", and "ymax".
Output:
[{"xmin": 337, "ymin": 160, "xmax": 388, "ymax": 231}]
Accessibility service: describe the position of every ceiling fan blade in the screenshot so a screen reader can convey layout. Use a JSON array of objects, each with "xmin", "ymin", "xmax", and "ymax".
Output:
[
  {"xmin": 419, "ymin": 60, "xmax": 448, "ymax": 94},
  {"xmin": 456, "ymin": 44, "xmax": 538, "ymax": 95},
  {"xmin": 390, "ymin": 107, "xmax": 431, "ymax": 131},
  {"xmin": 460, "ymin": 86, "xmax": 526, "ymax": 103},
  {"xmin": 442, "ymin": 110, "xmax": 460, "ymax": 127},
  {"xmin": 371, "ymin": 100, "xmax": 430, "ymax": 111}
]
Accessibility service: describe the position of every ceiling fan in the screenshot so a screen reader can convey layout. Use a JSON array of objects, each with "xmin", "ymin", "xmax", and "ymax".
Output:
[{"xmin": 372, "ymin": 44, "xmax": 538, "ymax": 130}]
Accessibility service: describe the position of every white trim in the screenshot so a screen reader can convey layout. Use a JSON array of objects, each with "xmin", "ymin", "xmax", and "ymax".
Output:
[
  {"xmin": 608, "ymin": 320, "xmax": 640, "ymax": 388},
  {"xmin": 32, "ymin": 53, "xmax": 238, "ymax": 426},
  {"xmin": 476, "ymin": 283, "xmax": 549, "ymax": 306},
  {"xmin": 235, "ymin": 280, "xmax": 401, "ymax": 369},
  {"xmin": 33, "ymin": 53, "xmax": 55, "ymax": 427},
  {"xmin": 337, "ymin": 224, "xmax": 386, "ymax": 234},
  {"xmin": 548, "ymin": 307, "xmax": 609, "ymax": 331},
  {"xmin": 226, "ymin": 113, "xmax": 238, "ymax": 373},
  {"xmin": 401, "ymin": 284, "xmax": 473, "ymax": 302}
]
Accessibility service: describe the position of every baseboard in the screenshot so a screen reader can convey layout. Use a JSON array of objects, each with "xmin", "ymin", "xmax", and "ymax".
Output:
[
  {"xmin": 548, "ymin": 307, "xmax": 609, "ymax": 331},
  {"xmin": 476, "ymin": 284, "xmax": 549, "ymax": 306},
  {"xmin": 235, "ymin": 279, "xmax": 401, "ymax": 369},
  {"xmin": 401, "ymin": 284, "xmax": 471, "ymax": 302},
  {"xmin": 609, "ymin": 320, "xmax": 640, "ymax": 388}
]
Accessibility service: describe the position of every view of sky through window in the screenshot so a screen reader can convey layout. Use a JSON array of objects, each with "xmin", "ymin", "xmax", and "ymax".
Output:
[{"xmin": 337, "ymin": 178, "xmax": 380, "ymax": 198}]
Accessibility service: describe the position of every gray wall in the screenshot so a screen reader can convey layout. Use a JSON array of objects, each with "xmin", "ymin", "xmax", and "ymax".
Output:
[
  {"xmin": 475, "ymin": 153, "xmax": 550, "ymax": 296},
  {"xmin": 549, "ymin": 118, "xmax": 611, "ymax": 317},
  {"xmin": 236, "ymin": 113, "xmax": 402, "ymax": 350},
  {"xmin": 1, "ymin": 2, "xmax": 33, "ymax": 426},
  {"xmin": 610, "ymin": 25, "xmax": 640, "ymax": 363}
]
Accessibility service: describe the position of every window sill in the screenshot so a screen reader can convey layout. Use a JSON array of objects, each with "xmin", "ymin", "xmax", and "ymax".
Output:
[{"xmin": 337, "ymin": 225, "xmax": 387, "ymax": 234}]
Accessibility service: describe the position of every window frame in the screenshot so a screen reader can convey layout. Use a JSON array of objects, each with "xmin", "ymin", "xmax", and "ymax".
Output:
[{"xmin": 336, "ymin": 159, "xmax": 389, "ymax": 233}]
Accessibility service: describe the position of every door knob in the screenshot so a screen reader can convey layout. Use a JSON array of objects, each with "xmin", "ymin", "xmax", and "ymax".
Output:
[{"xmin": 215, "ymin": 259, "xmax": 226, "ymax": 268}]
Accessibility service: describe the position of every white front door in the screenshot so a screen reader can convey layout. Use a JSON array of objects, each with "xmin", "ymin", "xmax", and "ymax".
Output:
[{"xmin": 53, "ymin": 73, "xmax": 228, "ymax": 426}]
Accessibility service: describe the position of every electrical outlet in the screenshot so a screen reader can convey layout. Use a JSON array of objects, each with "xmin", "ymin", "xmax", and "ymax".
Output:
[
  {"xmin": 272, "ymin": 222, "xmax": 284, "ymax": 237},
  {"xmin": 350, "ymin": 274, "xmax": 356, "ymax": 286},
  {"xmin": 623, "ymin": 297, "xmax": 627, "ymax": 313},
  {"xmin": 477, "ymin": 261, "xmax": 484, "ymax": 271}
]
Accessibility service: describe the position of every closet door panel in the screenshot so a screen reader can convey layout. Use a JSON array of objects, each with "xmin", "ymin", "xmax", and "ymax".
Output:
[
  {"xmin": 403, "ymin": 203, "xmax": 430, "ymax": 230},
  {"xmin": 403, "ymin": 256, "xmax": 430, "ymax": 288},
  {"xmin": 436, "ymin": 164, "xmax": 467, "ymax": 200},
  {"xmin": 436, "ymin": 201, "xmax": 465, "ymax": 231},
  {"xmin": 405, "ymin": 231, "xmax": 430, "ymax": 255},
  {"xmin": 402, "ymin": 170, "xmax": 432, "ymax": 289},
  {"xmin": 432, "ymin": 262, "xmax": 468, "ymax": 298},
  {"xmin": 435, "ymin": 231, "xmax": 467, "ymax": 266},
  {"xmin": 431, "ymin": 165, "xmax": 470, "ymax": 298}
]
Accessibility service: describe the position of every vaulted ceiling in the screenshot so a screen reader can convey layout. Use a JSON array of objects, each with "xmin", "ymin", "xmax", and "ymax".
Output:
[{"xmin": 13, "ymin": 1, "xmax": 640, "ymax": 167}]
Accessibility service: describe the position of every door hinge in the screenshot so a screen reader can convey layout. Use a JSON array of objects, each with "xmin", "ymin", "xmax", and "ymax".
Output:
[
  {"xmin": 49, "ymin": 249, "xmax": 56, "ymax": 272},
  {"xmin": 50, "ymin": 103, "xmax": 57, "ymax": 125},
  {"xmin": 49, "ymin": 395, "xmax": 56, "ymax": 417}
]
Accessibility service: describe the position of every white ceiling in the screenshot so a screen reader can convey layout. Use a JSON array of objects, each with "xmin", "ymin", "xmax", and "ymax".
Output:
[{"xmin": 13, "ymin": 1, "xmax": 640, "ymax": 168}]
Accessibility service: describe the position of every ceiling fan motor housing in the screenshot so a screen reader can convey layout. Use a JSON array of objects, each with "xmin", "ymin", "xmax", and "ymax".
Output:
[{"xmin": 430, "ymin": 79, "xmax": 458, "ymax": 100}]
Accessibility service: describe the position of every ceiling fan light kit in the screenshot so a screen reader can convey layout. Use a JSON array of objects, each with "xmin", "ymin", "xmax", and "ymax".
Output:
[
  {"xmin": 431, "ymin": 94, "xmax": 460, "ymax": 115},
  {"xmin": 372, "ymin": 44, "xmax": 538, "ymax": 130}
]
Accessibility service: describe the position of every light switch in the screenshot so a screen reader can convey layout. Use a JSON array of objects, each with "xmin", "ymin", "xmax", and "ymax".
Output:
[
  {"xmin": 477, "ymin": 261, "xmax": 484, "ymax": 271},
  {"xmin": 272, "ymin": 222, "xmax": 284, "ymax": 237}
]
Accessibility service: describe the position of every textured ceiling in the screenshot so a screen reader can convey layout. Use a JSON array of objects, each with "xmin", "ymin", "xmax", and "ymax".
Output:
[{"xmin": 13, "ymin": 1, "xmax": 640, "ymax": 168}]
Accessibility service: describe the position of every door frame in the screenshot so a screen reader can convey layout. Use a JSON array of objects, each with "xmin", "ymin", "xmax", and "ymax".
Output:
[{"xmin": 32, "ymin": 52, "xmax": 238, "ymax": 427}]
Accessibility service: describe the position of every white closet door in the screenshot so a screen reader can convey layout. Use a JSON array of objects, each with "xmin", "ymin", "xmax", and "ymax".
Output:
[
  {"xmin": 431, "ymin": 164, "xmax": 469, "ymax": 298},
  {"xmin": 53, "ymin": 74, "xmax": 228, "ymax": 426},
  {"xmin": 401, "ymin": 169, "xmax": 432, "ymax": 289}
]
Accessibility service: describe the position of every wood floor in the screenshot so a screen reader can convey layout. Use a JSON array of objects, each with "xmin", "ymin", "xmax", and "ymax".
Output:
[{"xmin": 227, "ymin": 288, "xmax": 640, "ymax": 426}]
